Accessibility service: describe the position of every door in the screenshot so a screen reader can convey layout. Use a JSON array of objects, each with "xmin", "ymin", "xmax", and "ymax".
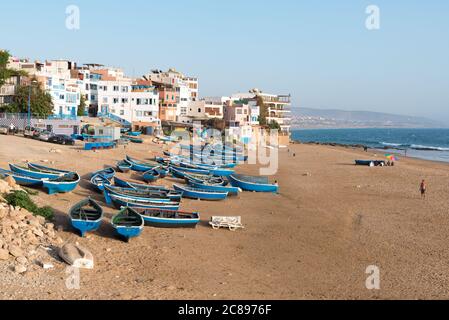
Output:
[{"xmin": 71, "ymin": 107, "xmax": 76, "ymax": 117}]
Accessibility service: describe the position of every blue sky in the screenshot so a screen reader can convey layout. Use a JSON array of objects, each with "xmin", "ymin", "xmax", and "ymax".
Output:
[{"xmin": 1, "ymin": 0, "xmax": 448, "ymax": 122}]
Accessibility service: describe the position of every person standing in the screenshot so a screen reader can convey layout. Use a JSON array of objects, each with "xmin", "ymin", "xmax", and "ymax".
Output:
[
  {"xmin": 420, "ymin": 180, "xmax": 427, "ymax": 199},
  {"xmin": 9, "ymin": 123, "xmax": 15, "ymax": 135}
]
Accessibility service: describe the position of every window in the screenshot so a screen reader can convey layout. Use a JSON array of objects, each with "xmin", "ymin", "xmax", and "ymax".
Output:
[
  {"xmin": 91, "ymin": 95, "xmax": 96, "ymax": 101},
  {"xmin": 113, "ymin": 98, "xmax": 119, "ymax": 104},
  {"xmin": 136, "ymin": 98, "xmax": 142, "ymax": 105},
  {"xmin": 103, "ymin": 97, "xmax": 108, "ymax": 103},
  {"xmin": 237, "ymin": 109, "xmax": 242, "ymax": 114},
  {"xmin": 113, "ymin": 86, "xmax": 119, "ymax": 91},
  {"xmin": 59, "ymin": 94, "xmax": 65, "ymax": 100},
  {"xmin": 121, "ymin": 98, "xmax": 128, "ymax": 103},
  {"xmin": 90, "ymin": 84, "xmax": 97, "ymax": 90},
  {"xmin": 121, "ymin": 86, "xmax": 128, "ymax": 92},
  {"xmin": 198, "ymin": 108, "xmax": 201, "ymax": 113},
  {"xmin": 120, "ymin": 110, "xmax": 124, "ymax": 116},
  {"xmin": 85, "ymin": 84, "xmax": 89, "ymax": 90},
  {"xmin": 103, "ymin": 86, "xmax": 108, "ymax": 91}
]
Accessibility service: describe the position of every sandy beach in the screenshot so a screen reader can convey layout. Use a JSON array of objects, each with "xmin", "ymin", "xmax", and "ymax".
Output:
[{"xmin": 1, "ymin": 134, "xmax": 449, "ymax": 300}]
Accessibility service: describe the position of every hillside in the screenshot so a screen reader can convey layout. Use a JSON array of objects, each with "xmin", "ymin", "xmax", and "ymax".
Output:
[{"xmin": 290, "ymin": 107, "xmax": 446, "ymax": 129}]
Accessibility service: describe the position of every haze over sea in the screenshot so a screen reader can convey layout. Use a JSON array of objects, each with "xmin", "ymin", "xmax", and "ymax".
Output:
[{"xmin": 291, "ymin": 128, "xmax": 449, "ymax": 163}]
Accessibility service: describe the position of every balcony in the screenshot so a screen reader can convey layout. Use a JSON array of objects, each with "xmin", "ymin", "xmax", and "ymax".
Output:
[{"xmin": 261, "ymin": 95, "xmax": 291, "ymax": 104}]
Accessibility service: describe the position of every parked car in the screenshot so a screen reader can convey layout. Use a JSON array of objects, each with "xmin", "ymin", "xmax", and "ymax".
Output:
[
  {"xmin": 24, "ymin": 126, "xmax": 37, "ymax": 138},
  {"xmin": 38, "ymin": 131, "xmax": 52, "ymax": 142},
  {"xmin": 48, "ymin": 134, "xmax": 75, "ymax": 146},
  {"xmin": 0, "ymin": 126, "xmax": 8, "ymax": 135},
  {"xmin": 32, "ymin": 128, "xmax": 43, "ymax": 140}
]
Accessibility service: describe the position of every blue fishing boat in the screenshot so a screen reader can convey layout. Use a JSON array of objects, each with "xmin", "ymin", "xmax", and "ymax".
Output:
[
  {"xmin": 43, "ymin": 172, "xmax": 81, "ymax": 195},
  {"xmin": 117, "ymin": 160, "xmax": 132, "ymax": 173},
  {"xmin": 103, "ymin": 185, "xmax": 178, "ymax": 204},
  {"xmin": 91, "ymin": 167, "xmax": 116, "ymax": 180},
  {"xmin": 0, "ymin": 168, "xmax": 44, "ymax": 187},
  {"xmin": 182, "ymin": 172, "xmax": 226, "ymax": 185},
  {"xmin": 9, "ymin": 163, "xmax": 64, "ymax": 180},
  {"xmin": 123, "ymin": 135, "xmax": 143, "ymax": 143},
  {"xmin": 111, "ymin": 207, "xmax": 144, "ymax": 242},
  {"xmin": 133, "ymin": 208, "xmax": 200, "ymax": 228},
  {"xmin": 127, "ymin": 131, "xmax": 142, "ymax": 137},
  {"xmin": 113, "ymin": 176, "xmax": 169, "ymax": 191},
  {"xmin": 27, "ymin": 163, "xmax": 71, "ymax": 175},
  {"xmin": 228, "ymin": 174, "xmax": 279, "ymax": 193},
  {"xmin": 126, "ymin": 155, "xmax": 161, "ymax": 172},
  {"xmin": 142, "ymin": 169, "xmax": 161, "ymax": 183},
  {"xmin": 188, "ymin": 180, "xmax": 241, "ymax": 196},
  {"xmin": 109, "ymin": 194, "xmax": 180, "ymax": 211},
  {"xmin": 69, "ymin": 198, "xmax": 104, "ymax": 237},
  {"xmin": 89, "ymin": 174, "xmax": 111, "ymax": 193},
  {"xmin": 153, "ymin": 166, "xmax": 168, "ymax": 178},
  {"xmin": 169, "ymin": 164, "xmax": 210, "ymax": 175},
  {"xmin": 173, "ymin": 184, "xmax": 228, "ymax": 201}
]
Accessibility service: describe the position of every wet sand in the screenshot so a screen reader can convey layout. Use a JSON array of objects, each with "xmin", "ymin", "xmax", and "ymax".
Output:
[{"xmin": 1, "ymin": 134, "xmax": 449, "ymax": 300}]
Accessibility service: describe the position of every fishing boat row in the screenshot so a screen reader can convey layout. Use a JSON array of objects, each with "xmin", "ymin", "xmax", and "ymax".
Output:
[{"xmin": 69, "ymin": 197, "xmax": 199, "ymax": 241}]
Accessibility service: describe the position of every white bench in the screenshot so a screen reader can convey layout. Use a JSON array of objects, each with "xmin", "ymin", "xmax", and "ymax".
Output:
[{"xmin": 209, "ymin": 216, "xmax": 245, "ymax": 231}]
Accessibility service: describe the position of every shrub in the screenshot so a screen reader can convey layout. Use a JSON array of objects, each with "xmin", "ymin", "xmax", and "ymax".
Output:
[{"xmin": 3, "ymin": 191, "xmax": 54, "ymax": 220}]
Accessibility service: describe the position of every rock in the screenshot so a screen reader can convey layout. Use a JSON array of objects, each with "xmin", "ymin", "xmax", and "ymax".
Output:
[
  {"xmin": 33, "ymin": 229, "xmax": 44, "ymax": 238},
  {"xmin": 58, "ymin": 243, "xmax": 94, "ymax": 269},
  {"xmin": 45, "ymin": 223, "xmax": 54, "ymax": 230},
  {"xmin": 0, "ymin": 249, "xmax": 9, "ymax": 260},
  {"xmin": 36, "ymin": 216, "xmax": 46, "ymax": 225},
  {"xmin": 8, "ymin": 245, "xmax": 24, "ymax": 257},
  {"xmin": 4, "ymin": 176, "xmax": 17, "ymax": 187},
  {"xmin": 106, "ymin": 248, "xmax": 112, "ymax": 252},
  {"xmin": 14, "ymin": 264, "xmax": 27, "ymax": 274},
  {"xmin": 16, "ymin": 256, "xmax": 28, "ymax": 265}
]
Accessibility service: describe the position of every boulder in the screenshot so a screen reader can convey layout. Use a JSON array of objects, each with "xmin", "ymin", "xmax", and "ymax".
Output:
[
  {"xmin": 58, "ymin": 243, "xmax": 94, "ymax": 269},
  {"xmin": 4, "ymin": 176, "xmax": 17, "ymax": 187},
  {"xmin": 16, "ymin": 256, "xmax": 28, "ymax": 265},
  {"xmin": 14, "ymin": 264, "xmax": 27, "ymax": 274},
  {"xmin": 0, "ymin": 249, "xmax": 9, "ymax": 260},
  {"xmin": 8, "ymin": 245, "xmax": 24, "ymax": 257}
]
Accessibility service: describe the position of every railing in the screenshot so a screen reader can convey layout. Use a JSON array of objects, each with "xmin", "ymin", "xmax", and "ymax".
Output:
[
  {"xmin": 100, "ymin": 112, "xmax": 132, "ymax": 127},
  {"xmin": 47, "ymin": 114, "xmax": 79, "ymax": 120}
]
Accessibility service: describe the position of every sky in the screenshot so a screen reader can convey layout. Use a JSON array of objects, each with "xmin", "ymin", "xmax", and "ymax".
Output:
[{"xmin": 1, "ymin": 0, "xmax": 448, "ymax": 122}]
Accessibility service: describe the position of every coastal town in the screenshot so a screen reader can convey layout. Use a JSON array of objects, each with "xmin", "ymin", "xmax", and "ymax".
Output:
[{"xmin": 0, "ymin": 50, "xmax": 291, "ymax": 146}]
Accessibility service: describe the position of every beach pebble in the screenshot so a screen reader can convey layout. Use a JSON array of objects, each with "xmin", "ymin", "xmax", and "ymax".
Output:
[
  {"xmin": 0, "ymin": 249, "xmax": 9, "ymax": 260},
  {"xmin": 14, "ymin": 264, "xmax": 27, "ymax": 274}
]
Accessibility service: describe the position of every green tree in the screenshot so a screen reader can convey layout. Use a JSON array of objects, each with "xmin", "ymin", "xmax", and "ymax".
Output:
[
  {"xmin": 256, "ymin": 95, "xmax": 268, "ymax": 126},
  {"xmin": 4, "ymin": 80, "xmax": 54, "ymax": 117},
  {"xmin": 77, "ymin": 94, "xmax": 86, "ymax": 116},
  {"xmin": 0, "ymin": 50, "xmax": 27, "ymax": 87},
  {"xmin": 268, "ymin": 120, "xmax": 281, "ymax": 131}
]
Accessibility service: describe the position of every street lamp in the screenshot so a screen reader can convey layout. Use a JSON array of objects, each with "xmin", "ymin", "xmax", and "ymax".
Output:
[{"xmin": 27, "ymin": 79, "xmax": 38, "ymax": 128}]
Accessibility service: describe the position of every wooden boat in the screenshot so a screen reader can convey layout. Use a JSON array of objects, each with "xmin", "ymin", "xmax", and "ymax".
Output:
[
  {"xmin": 355, "ymin": 160, "xmax": 385, "ymax": 166},
  {"xmin": 0, "ymin": 168, "xmax": 45, "ymax": 187},
  {"xmin": 228, "ymin": 174, "xmax": 279, "ymax": 193},
  {"xmin": 173, "ymin": 184, "xmax": 228, "ymax": 201},
  {"xmin": 9, "ymin": 163, "xmax": 63, "ymax": 179},
  {"xmin": 188, "ymin": 180, "xmax": 241, "ymax": 196},
  {"xmin": 142, "ymin": 169, "xmax": 161, "ymax": 183},
  {"xmin": 109, "ymin": 194, "xmax": 180, "ymax": 211},
  {"xmin": 113, "ymin": 176, "xmax": 169, "ymax": 191},
  {"xmin": 153, "ymin": 166, "xmax": 168, "ymax": 178},
  {"xmin": 103, "ymin": 185, "xmax": 179, "ymax": 204},
  {"xmin": 91, "ymin": 167, "xmax": 116, "ymax": 179},
  {"xmin": 43, "ymin": 172, "xmax": 81, "ymax": 195},
  {"xmin": 169, "ymin": 164, "xmax": 210, "ymax": 175},
  {"xmin": 182, "ymin": 171, "xmax": 226, "ymax": 186},
  {"xmin": 117, "ymin": 160, "xmax": 132, "ymax": 173},
  {"xmin": 27, "ymin": 163, "xmax": 71, "ymax": 175},
  {"xmin": 127, "ymin": 131, "xmax": 142, "ymax": 137},
  {"xmin": 69, "ymin": 198, "xmax": 104, "ymax": 237},
  {"xmin": 133, "ymin": 208, "xmax": 200, "ymax": 228},
  {"xmin": 111, "ymin": 207, "xmax": 144, "ymax": 242},
  {"xmin": 126, "ymin": 155, "xmax": 161, "ymax": 172},
  {"xmin": 123, "ymin": 135, "xmax": 143, "ymax": 144},
  {"xmin": 90, "ymin": 174, "xmax": 111, "ymax": 193}
]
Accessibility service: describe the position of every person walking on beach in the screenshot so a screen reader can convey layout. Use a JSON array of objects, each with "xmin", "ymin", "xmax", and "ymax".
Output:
[{"xmin": 420, "ymin": 180, "xmax": 427, "ymax": 199}]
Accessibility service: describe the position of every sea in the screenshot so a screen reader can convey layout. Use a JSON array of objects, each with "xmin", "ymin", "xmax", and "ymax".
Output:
[{"xmin": 291, "ymin": 128, "xmax": 449, "ymax": 163}]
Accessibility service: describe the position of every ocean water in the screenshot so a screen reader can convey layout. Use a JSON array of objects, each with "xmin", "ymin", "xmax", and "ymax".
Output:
[{"xmin": 291, "ymin": 128, "xmax": 449, "ymax": 163}]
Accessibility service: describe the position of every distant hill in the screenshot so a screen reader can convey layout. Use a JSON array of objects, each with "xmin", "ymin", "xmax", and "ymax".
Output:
[{"xmin": 290, "ymin": 107, "xmax": 447, "ymax": 129}]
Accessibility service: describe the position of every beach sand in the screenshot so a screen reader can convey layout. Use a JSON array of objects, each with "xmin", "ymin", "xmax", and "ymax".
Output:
[{"xmin": 1, "ymin": 134, "xmax": 449, "ymax": 300}]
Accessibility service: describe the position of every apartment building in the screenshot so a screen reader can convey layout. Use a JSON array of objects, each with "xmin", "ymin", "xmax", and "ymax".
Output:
[{"xmin": 95, "ymin": 70, "xmax": 159, "ymax": 125}]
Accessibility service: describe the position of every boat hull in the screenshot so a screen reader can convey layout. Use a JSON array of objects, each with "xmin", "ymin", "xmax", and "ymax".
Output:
[
  {"xmin": 71, "ymin": 220, "xmax": 102, "ymax": 237},
  {"xmin": 109, "ymin": 195, "xmax": 180, "ymax": 211},
  {"xmin": 9, "ymin": 164, "xmax": 62, "ymax": 179},
  {"xmin": 43, "ymin": 174, "xmax": 80, "ymax": 195},
  {"xmin": 173, "ymin": 184, "xmax": 228, "ymax": 201},
  {"xmin": 188, "ymin": 181, "xmax": 241, "ymax": 195},
  {"xmin": 228, "ymin": 175, "xmax": 279, "ymax": 193}
]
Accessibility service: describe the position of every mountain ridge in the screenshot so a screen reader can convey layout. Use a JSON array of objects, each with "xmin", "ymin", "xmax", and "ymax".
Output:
[{"xmin": 290, "ymin": 107, "xmax": 447, "ymax": 129}]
